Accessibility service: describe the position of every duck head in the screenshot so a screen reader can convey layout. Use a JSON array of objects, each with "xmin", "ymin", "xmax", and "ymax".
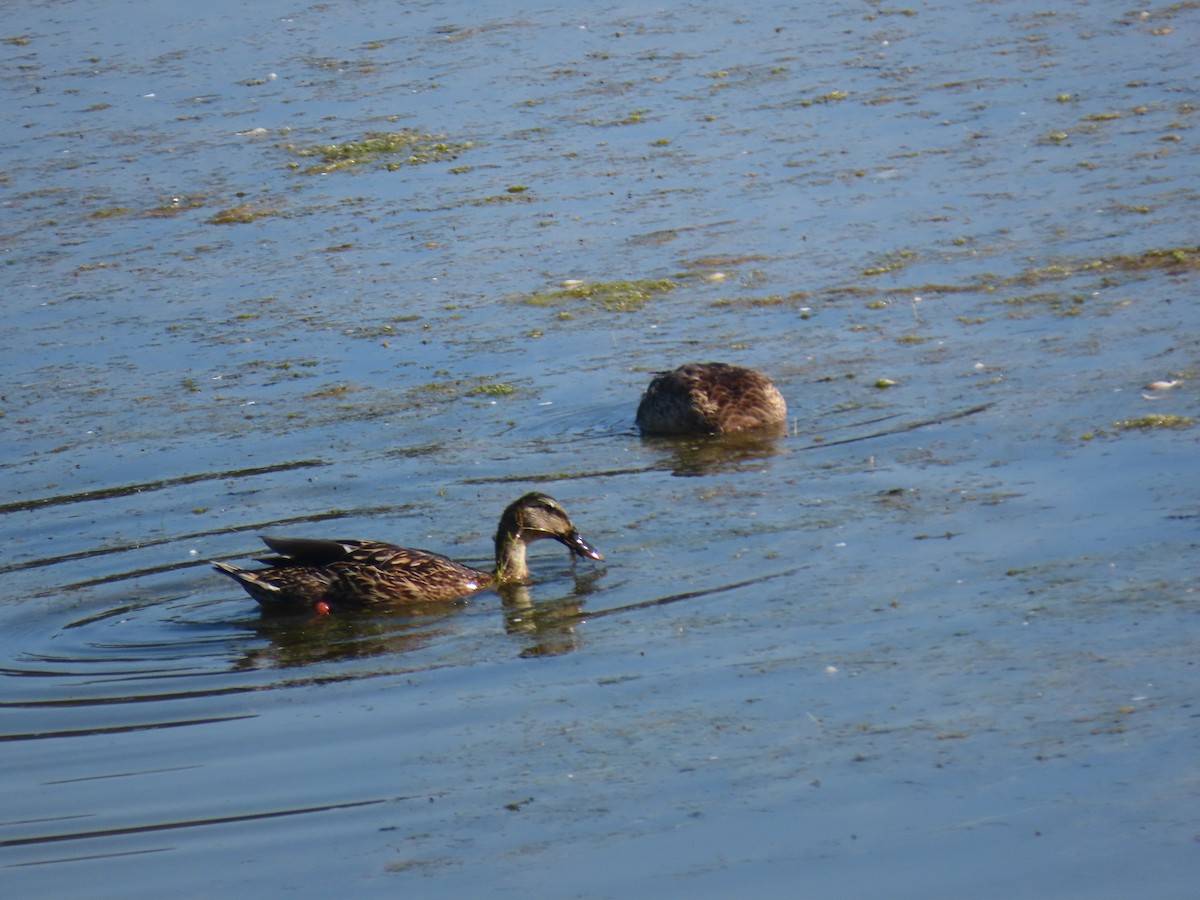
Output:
[{"xmin": 497, "ymin": 492, "xmax": 605, "ymax": 563}]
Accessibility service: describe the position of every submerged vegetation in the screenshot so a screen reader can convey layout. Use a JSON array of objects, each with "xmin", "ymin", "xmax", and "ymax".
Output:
[
  {"xmin": 406, "ymin": 375, "xmax": 519, "ymax": 404},
  {"xmin": 1112, "ymin": 414, "xmax": 1194, "ymax": 431},
  {"xmin": 496, "ymin": 245, "xmax": 1195, "ymax": 324},
  {"xmin": 1084, "ymin": 414, "xmax": 1195, "ymax": 441},
  {"xmin": 1002, "ymin": 292, "xmax": 1088, "ymax": 317},
  {"xmin": 1012, "ymin": 246, "xmax": 1200, "ymax": 285},
  {"xmin": 674, "ymin": 245, "xmax": 1198, "ymax": 317},
  {"xmin": 208, "ymin": 204, "xmax": 280, "ymax": 225},
  {"xmin": 465, "ymin": 381, "xmax": 516, "ymax": 397},
  {"xmin": 1093, "ymin": 246, "xmax": 1198, "ymax": 272},
  {"xmin": 863, "ymin": 249, "xmax": 918, "ymax": 277},
  {"xmin": 799, "ymin": 89, "xmax": 850, "ymax": 107},
  {"xmin": 288, "ymin": 129, "xmax": 474, "ymax": 174},
  {"xmin": 521, "ymin": 279, "xmax": 677, "ymax": 313}
]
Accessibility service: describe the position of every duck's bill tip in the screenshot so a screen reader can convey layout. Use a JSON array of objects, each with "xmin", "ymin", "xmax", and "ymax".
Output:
[{"xmin": 565, "ymin": 532, "xmax": 605, "ymax": 562}]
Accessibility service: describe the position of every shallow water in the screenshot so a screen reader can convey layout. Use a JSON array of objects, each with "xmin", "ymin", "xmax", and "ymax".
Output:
[{"xmin": 2, "ymin": 1, "xmax": 1198, "ymax": 896}]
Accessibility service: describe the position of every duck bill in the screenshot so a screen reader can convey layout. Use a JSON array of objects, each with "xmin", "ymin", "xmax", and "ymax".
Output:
[{"xmin": 562, "ymin": 530, "xmax": 605, "ymax": 562}]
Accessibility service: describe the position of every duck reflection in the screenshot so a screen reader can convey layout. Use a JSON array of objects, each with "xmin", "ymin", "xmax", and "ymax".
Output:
[
  {"xmin": 500, "ymin": 564, "xmax": 605, "ymax": 658},
  {"xmin": 640, "ymin": 426, "xmax": 787, "ymax": 477},
  {"xmin": 232, "ymin": 601, "xmax": 463, "ymax": 669}
]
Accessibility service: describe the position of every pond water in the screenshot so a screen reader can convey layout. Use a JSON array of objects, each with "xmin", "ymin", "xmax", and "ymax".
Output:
[{"xmin": 2, "ymin": 0, "xmax": 1198, "ymax": 896}]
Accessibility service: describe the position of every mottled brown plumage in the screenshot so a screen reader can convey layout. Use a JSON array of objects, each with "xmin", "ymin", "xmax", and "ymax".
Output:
[
  {"xmin": 212, "ymin": 493, "xmax": 603, "ymax": 612},
  {"xmin": 635, "ymin": 362, "xmax": 787, "ymax": 435}
]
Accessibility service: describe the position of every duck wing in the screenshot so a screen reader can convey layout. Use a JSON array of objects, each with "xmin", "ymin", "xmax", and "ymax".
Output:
[{"xmin": 259, "ymin": 536, "xmax": 400, "ymax": 567}]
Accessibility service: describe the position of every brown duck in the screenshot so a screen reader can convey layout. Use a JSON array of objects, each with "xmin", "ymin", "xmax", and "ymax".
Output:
[
  {"xmin": 212, "ymin": 492, "xmax": 603, "ymax": 613},
  {"xmin": 636, "ymin": 362, "xmax": 787, "ymax": 435}
]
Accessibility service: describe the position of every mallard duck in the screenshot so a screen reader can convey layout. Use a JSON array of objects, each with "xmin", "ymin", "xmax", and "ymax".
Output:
[
  {"xmin": 635, "ymin": 362, "xmax": 787, "ymax": 435},
  {"xmin": 212, "ymin": 492, "xmax": 603, "ymax": 612}
]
